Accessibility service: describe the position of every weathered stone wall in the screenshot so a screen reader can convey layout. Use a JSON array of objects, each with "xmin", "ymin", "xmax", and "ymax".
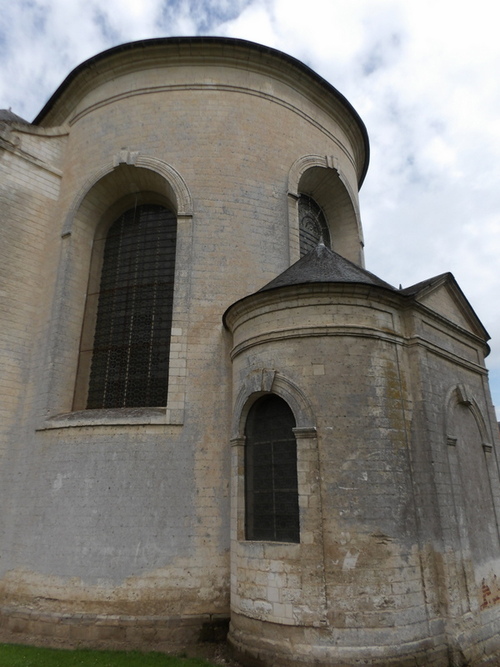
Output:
[
  {"xmin": 0, "ymin": 39, "xmax": 366, "ymax": 646},
  {"xmin": 225, "ymin": 282, "xmax": 500, "ymax": 665},
  {"xmin": 0, "ymin": 122, "xmax": 65, "ymax": 450},
  {"xmin": 226, "ymin": 287, "xmax": 432, "ymax": 664},
  {"xmin": 0, "ymin": 121, "xmax": 67, "ymax": 611},
  {"xmin": 3, "ymin": 38, "xmax": 499, "ymax": 665},
  {"xmin": 404, "ymin": 294, "xmax": 500, "ymax": 664}
]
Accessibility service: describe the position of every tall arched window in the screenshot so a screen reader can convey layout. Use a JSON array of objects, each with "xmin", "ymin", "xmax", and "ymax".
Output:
[
  {"xmin": 299, "ymin": 194, "xmax": 330, "ymax": 256},
  {"xmin": 245, "ymin": 395, "xmax": 300, "ymax": 542},
  {"xmin": 86, "ymin": 204, "xmax": 176, "ymax": 409}
]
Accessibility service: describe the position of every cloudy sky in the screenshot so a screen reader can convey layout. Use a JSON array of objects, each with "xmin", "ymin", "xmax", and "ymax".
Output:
[{"xmin": 1, "ymin": 0, "xmax": 500, "ymax": 417}]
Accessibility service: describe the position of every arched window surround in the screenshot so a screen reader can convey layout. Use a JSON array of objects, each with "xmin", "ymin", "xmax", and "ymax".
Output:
[
  {"xmin": 229, "ymin": 369, "xmax": 328, "ymax": 625},
  {"xmin": 231, "ymin": 369, "xmax": 316, "ymax": 440},
  {"xmin": 231, "ymin": 369, "xmax": 318, "ymax": 543},
  {"xmin": 37, "ymin": 155, "xmax": 193, "ymax": 430},
  {"xmin": 287, "ymin": 154, "xmax": 364, "ymax": 267}
]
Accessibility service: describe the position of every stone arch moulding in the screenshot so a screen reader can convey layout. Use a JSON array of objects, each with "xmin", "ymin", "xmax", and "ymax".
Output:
[
  {"xmin": 288, "ymin": 154, "xmax": 360, "ymax": 220},
  {"xmin": 38, "ymin": 153, "xmax": 193, "ymax": 425},
  {"xmin": 61, "ymin": 151, "xmax": 193, "ymax": 237},
  {"xmin": 444, "ymin": 383, "xmax": 492, "ymax": 450},
  {"xmin": 287, "ymin": 154, "xmax": 364, "ymax": 266},
  {"xmin": 442, "ymin": 382, "xmax": 500, "ymax": 618},
  {"xmin": 232, "ymin": 368, "xmax": 316, "ymax": 439}
]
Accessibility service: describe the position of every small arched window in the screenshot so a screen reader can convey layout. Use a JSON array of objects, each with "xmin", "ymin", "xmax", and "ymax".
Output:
[
  {"xmin": 245, "ymin": 395, "xmax": 300, "ymax": 542},
  {"xmin": 299, "ymin": 194, "xmax": 330, "ymax": 256},
  {"xmin": 86, "ymin": 204, "xmax": 176, "ymax": 409}
]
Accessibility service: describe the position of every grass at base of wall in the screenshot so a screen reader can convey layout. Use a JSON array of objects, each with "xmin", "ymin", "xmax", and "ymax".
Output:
[{"xmin": 0, "ymin": 644, "xmax": 219, "ymax": 667}]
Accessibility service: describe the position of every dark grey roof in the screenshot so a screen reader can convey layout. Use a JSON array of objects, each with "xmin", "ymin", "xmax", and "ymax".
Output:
[
  {"xmin": 258, "ymin": 243, "xmax": 395, "ymax": 293},
  {"xmin": 0, "ymin": 109, "xmax": 29, "ymax": 124},
  {"xmin": 224, "ymin": 244, "xmax": 490, "ymax": 346},
  {"xmin": 399, "ymin": 273, "xmax": 451, "ymax": 296}
]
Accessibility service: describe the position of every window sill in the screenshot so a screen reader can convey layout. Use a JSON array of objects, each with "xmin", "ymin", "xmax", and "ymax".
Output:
[
  {"xmin": 37, "ymin": 407, "xmax": 184, "ymax": 431},
  {"xmin": 238, "ymin": 540, "xmax": 301, "ymax": 559}
]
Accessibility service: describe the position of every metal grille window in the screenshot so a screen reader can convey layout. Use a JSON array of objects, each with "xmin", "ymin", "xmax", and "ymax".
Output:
[
  {"xmin": 245, "ymin": 395, "xmax": 300, "ymax": 542},
  {"xmin": 299, "ymin": 194, "xmax": 331, "ymax": 256},
  {"xmin": 87, "ymin": 204, "xmax": 176, "ymax": 409}
]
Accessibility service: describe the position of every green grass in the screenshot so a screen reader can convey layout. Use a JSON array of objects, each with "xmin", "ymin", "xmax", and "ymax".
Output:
[{"xmin": 0, "ymin": 644, "xmax": 219, "ymax": 667}]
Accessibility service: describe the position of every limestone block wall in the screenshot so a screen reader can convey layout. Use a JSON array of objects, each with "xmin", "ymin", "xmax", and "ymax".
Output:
[
  {"xmin": 0, "ymin": 121, "xmax": 67, "ymax": 595},
  {"xmin": 0, "ymin": 122, "xmax": 65, "ymax": 450},
  {"xmin": 2, "ymin": 37, "xmax": 500, "ymax": 666},
  {"xmin": 403, "ymin": 299, "xmax": 500, "ymax": 664},
  {"xmin": 0, "ymin": 38, "xmax": 369, "ymax": 646},
  {"xmin": 225, "ymin": 281, "xmax": 500, "ymax": 666},
  {"xmin": 226, "ymin": 285, "xmax": 438, "ymax": 665}
]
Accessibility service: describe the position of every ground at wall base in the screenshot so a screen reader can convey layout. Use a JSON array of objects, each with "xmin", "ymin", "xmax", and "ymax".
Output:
[
  {"xmin": 0, "ymin": 626, "xmax": 244, "ymax": 666},
  {"xmin": 3, "ymin": 624, "xmax": 500, "ymax": 667}
]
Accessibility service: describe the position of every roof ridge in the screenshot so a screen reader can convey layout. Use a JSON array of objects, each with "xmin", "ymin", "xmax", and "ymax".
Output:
[
  {"xmin": 399, "ymin": 272, "xmax": 452, "ymax": 295},
  {"xmin": 258, "ymin": 244, "xmax": 395, "ymax": 292}
]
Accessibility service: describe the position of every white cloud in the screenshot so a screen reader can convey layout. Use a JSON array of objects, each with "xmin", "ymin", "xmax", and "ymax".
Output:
[{"xmin": 217, "ymin": 1, "xmax": 279, "ymax": 47}]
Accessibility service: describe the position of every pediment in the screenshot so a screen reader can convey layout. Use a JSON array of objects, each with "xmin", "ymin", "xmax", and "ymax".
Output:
[{"xmin": 405, "ymin": 274, "xmax": 488, "ymax": 340}]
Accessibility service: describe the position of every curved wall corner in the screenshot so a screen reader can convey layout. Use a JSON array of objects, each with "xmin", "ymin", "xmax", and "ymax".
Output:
[
  {"xmin": 0, "ymin": 37, "xmax": 368, "ymax": 652},
  {"xmin": 224, "ymin": 283, "xmax": 451, "ymax": 666}
]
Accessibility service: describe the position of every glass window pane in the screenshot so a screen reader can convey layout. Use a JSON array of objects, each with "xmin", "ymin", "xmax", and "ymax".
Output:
[
  {"xmin": 245, "ymin": 395, "xmax": 300, "ymax": 542},
  {"xmin": 299, "ymin": 194, "xmax": 331, "ymax": 257},
  {"xmin": 87, "ymin": 204, "xmax": 176, "ymax": 409}
]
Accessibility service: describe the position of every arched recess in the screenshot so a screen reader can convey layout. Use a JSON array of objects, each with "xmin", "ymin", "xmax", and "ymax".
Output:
[
  {"xmin": 61, "ymin": 154, "xmax": 193, "ymax": 237},
  {"xmin": 39, "ymin": 158, "xmax": 193, "ymax": 425},
  {"xmin": 444, "ymin": 383, "xmax": 491, "ymax": 447},
  {"xmin": 443, "ymin": 384, "xmax": 500, "ymax": 591},
  {"xmin": 229, "ymin": 368, "xmax": 327, "ymax": 622},
  {"xmin": 232, "ymin": 368, "xmax": 316, "ymax": 440},
  {"xmin": 287, "ymin": 154, "xmax": 364, "ymax": 266}
]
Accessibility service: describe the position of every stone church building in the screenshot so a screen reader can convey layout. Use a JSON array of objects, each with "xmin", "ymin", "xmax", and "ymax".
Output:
[{"xmin": 1, "ymin": 37, "xmax": 500, "ymax": 666}]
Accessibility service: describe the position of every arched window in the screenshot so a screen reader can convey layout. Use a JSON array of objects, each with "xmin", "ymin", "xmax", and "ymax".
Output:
[
  {"xmin": 299, "ymin": 194, "xmax": 330, "ymax": 256},
  {"xmin": 86, "ymin": 204, "xmax": 176, "ymax": 409},
  {"xmin": 245, "ymin": 395, "xmax": 300, "ymax": 542}
]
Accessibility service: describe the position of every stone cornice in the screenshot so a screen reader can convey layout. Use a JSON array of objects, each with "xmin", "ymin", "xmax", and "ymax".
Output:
[
  {"xmin": 33, "ymin": 38, "xmax": 369, "ymax": 186},
  {"xmin": 224, "ymin": 280, "xmax": 490, "ymax": 360}
]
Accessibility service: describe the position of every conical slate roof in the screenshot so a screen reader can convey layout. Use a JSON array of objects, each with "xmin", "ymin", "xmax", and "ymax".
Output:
[
  {"xmin": 258, "ymin": 243, "xmax": 395, "ymax": 293},
  {"xmin": 0, "ymin": 109, "xmax": 29, "ymax": 124}
]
